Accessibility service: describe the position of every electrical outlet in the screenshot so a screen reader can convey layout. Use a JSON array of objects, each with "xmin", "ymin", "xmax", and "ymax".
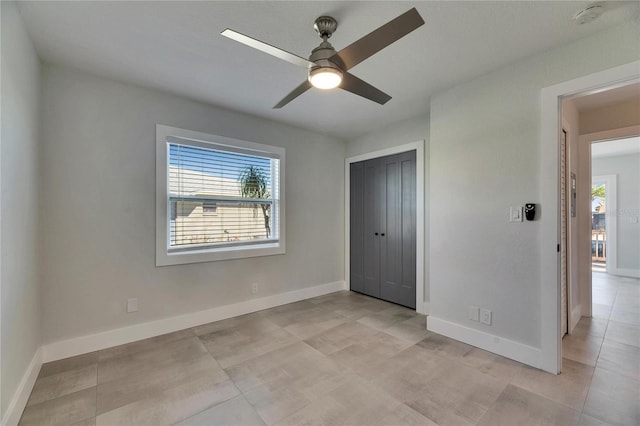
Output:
[
  {"xmin": 127, "ymin": 298, "xmax": 138, "ymax": 313},
  {"xmin": 468, "ymin": 306, "xmax": 480, "ymax": 322},
  {"xmin": 251, "ymin": 283, "xmax": 259, "ymax": 295},
  {"xmin": 480, "ymin": 308, "xmax": 492, "ymax": 325}
]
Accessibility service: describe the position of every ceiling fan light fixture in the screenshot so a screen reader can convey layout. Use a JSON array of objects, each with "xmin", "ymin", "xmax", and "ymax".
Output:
[{"xmin": 309, "ymin": 67, "xmax": 343, "ymax": 90}]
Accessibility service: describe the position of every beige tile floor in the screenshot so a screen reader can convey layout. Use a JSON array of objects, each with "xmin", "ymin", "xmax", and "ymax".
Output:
[{"xmin": 20, "ymin": 273, "xmax": 639, "ymax": 425}]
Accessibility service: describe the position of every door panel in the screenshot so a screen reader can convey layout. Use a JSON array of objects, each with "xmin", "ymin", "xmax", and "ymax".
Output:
[
  {"xmin": 363, "ymin": 159, "xmax": 380, "ymax": 297},
  {"xmin": 380, "ymin": 152, "xmax": 416, "ymax": 308},
  {"xmin": 399, "ymin": 151, "xmax": 417, "ymax": 308},
  {"xmin": 380, "ymin": 155, "xmax": 400, "ymax": 303},
  {"xmin": 350, "ymin": 162, "xmax": 365, "ymax": 293}
]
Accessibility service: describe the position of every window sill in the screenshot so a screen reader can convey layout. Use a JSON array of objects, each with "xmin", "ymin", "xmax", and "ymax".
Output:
[{"xmin": 156, "ymin": 242, "xmax": 285, "ymax": 266}]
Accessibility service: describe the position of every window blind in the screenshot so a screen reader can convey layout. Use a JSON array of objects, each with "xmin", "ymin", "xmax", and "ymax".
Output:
[{"xmin": 168, "ymin": 142, "xmax": 279, "ymax": 251}]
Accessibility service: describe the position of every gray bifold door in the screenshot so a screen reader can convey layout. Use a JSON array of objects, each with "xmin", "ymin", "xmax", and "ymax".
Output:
[{"xmin": 350, "ymin": 150, "xmax": 416, "ymax": 309}]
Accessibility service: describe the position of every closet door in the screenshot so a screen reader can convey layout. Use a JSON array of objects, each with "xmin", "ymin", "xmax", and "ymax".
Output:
[
  {"xmin": 362, "ymin": 158, "xmax": 381, "ymax": 297},
  {"xmin": 349, "ymin": 151, "xmax": 416, "ymax": 308},
  {"xmin": 380, "ymin": 151, "xmax": 416, "ymax": 308},
  {"xmin": 349, "ymin": 162, "xmax": 365, "ymax": 293}
]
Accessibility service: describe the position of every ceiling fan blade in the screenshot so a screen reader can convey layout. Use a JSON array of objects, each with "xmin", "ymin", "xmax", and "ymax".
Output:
[
  {"xmin": 274, "ymin": 80, "xmax": 312, "ymax": 108},
  {"xmin": 332, "ymin": 8, "xmax": 424, "ymax": 71},
  {"xmin": 340, "ymin": 73, "xmax": 391, "ymax": 105},
  {"xmin": 221, "ymin": 29, "xmax": 314, "ymax": 69}
]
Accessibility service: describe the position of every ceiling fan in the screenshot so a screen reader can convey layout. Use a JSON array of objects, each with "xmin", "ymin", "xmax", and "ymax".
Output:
[{"xmin": 221, "ymin": 8, "xmax": 424, "ymax": 108}]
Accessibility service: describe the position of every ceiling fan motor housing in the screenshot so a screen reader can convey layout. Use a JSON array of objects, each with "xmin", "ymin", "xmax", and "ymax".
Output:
[
  {"xmin": 308, "ymin": 39, "xmax": 344, "ymax": 88},
  {"xmin": 309, "ymin": 40, "xmax": 343, "ymax": 70}
]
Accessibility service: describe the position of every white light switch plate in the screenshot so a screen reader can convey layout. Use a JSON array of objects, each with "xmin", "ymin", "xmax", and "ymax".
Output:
[
  {"xmin": 127, "ymin": 298, "xmax": 138, "ymax": 313},
  {"xmin": 510, "ymin": 206, "xmax": 522, "ymax": 222}
]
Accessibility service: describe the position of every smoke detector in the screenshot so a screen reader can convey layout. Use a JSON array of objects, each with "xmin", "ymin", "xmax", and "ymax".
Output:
[{"xmin": 573, "ymin": 3, "xmax": 605, "ymax": 25}]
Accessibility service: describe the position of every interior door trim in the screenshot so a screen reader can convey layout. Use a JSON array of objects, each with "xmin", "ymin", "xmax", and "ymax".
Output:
[{"xmin": 345, "ymin": 140, "xmax": 426, "ymax": 314}]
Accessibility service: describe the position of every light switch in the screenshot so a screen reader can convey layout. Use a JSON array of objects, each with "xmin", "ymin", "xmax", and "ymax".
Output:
[{"xmin": 510, "ymin": 206, "xmax": 523, "ymax": 222}]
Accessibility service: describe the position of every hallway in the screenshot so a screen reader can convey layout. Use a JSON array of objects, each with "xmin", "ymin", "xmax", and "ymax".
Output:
[{"xmin": 562, "ymin": 272, "xmax": 640, "ymax": 425}]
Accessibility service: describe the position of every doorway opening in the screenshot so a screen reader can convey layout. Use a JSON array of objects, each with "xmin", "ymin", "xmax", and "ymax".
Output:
[
  {"xmin": 558, "ymin": 81, "xmax": 639, "ymax": 373},
  {"xmin": 591, "ymin": 136, "xmax": 639, "ymax": 277},
  {"xmin": 541, "ymin": 60, "xmax": 639, "ymax": 374}
]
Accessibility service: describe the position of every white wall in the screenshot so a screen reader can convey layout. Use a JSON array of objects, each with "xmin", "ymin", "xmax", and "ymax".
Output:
[
  {"xmin": 346, "ymin": 115, "xmax": 428, "ymax": 158},
  {"xmin": 592, "ymin": 153, "xmax": 640, "ymax": 272},
  {"xmin": 428, "ymin": 19, "xmax": 639, "ymax": 357},
  {"xmin": 39, "ymin": 65, "xmax": 345, "ymax": 344},
  {"xmin": 0, "ymin": 1, "xmax": 42, "ymax": 419}
]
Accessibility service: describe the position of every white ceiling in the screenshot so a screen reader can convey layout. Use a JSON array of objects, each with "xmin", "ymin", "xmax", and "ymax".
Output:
[
  {"xmin": 592, "ymin": 136, "xmax": 640, "ymax": 158},
  {"xmin": 17, "ymin": 1, "xmax": 640, "ymax": 140}
]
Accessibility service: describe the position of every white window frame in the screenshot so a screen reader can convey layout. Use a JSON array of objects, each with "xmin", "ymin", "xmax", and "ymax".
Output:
[{"xmin": 156, "ymin": 124, "xmax": 285, "ymax": 266}]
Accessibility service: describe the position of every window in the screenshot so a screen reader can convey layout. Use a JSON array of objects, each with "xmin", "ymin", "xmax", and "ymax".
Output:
[
  {"xmin": 156, "ymin": 125, "xmax": 285, "ymax": 266},
  {"xmin": 202, "ymin": 202, "xmax": 217, "ymax": 215}
]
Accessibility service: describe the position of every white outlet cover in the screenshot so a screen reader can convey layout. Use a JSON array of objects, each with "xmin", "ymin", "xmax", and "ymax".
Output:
[
  {"xmin": 127, "ymin": 298, "xmax": 138, "ymax": 313},
  {"xmin": 480, "ymin": 308, "xmax": 492, "ymax": 325},
  {"xmin": 468, "ymin": 306, "xmax": 480, "ymax": 322}
]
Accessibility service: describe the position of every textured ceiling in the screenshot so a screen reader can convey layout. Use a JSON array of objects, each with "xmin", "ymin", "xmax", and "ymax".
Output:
[{"xmin": 17, "ymin": 1, "xmax": 640, "ymax": 140}]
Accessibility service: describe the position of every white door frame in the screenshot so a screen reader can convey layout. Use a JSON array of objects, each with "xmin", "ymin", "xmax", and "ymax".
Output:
[
  {"xmin": 540, "ymin": 60, "xmax": 640, "ymax": 374},
  {"xmin": 560, "ymin": 126, "xmax": 569, "ymax": 336},
  {"xmin": 344, "ymin": 141, "xmax": 426, "ymax": 314}
]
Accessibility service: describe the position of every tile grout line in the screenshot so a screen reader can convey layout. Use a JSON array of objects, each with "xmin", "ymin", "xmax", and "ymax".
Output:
[
  {"xmin": 169, "ymin": 332, "xmax": 248, "ymax": 426},
  {"xmin": 194, "ymin": 319, "xmax": 292, "ymax": 426},
  {"xmin": 579, "ymin": 271, "xmax": 637, "ymax": 423},
  {"xmin": 574, "ymin": 272, "xmax": 614, "ymax": 420}
]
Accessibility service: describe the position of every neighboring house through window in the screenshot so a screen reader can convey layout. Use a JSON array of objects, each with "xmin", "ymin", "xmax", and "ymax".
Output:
[
  {"xmin": 156, "ymin": 125, "xmax": 285, "ymax": 266},
  {"xmin": 203, "ymin": 202, "xmax": 217, "ymax": 215}
]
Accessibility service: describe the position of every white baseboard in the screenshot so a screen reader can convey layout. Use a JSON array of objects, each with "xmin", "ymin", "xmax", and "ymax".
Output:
[
  {"xmin": 42, "ymin": 281, "xmax": 346, "ymax": 363},
  {"xmin": 611, "ymin": 268, "xmax": 640, "ymax": 279},
  {"xmin": 426, "ymin": 316, "xmax": 542, "ymax": 370},
  {"xmin": 1, "ymin": 348, "xmax": 42, "ymax": 426}
]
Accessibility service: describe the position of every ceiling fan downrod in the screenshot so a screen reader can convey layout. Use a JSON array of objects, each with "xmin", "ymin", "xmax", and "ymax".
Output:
[{"xmin": 313, "ymin": 16, "xmax": 338, "ymax": 40}]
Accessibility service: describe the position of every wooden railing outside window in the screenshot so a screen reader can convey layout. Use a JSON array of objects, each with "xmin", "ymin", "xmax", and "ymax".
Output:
[{"xmin": 592, "ymin": 230, "xmax": 606, "ymax": 262}]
